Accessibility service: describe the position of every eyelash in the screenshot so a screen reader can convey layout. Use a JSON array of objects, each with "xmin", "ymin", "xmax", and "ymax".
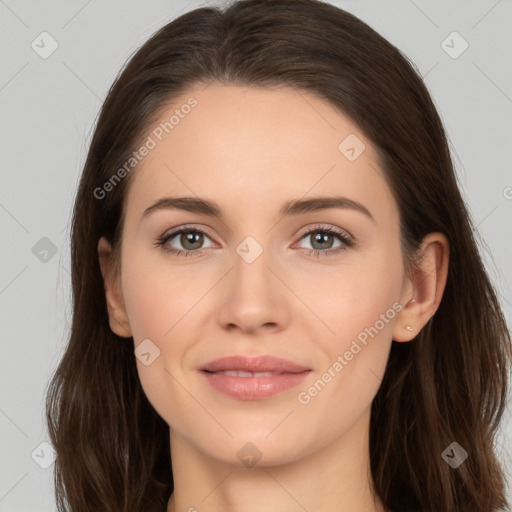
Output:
[{"xmin": 154, "ymin": 224, "xmax": 354, "ymax": 259}]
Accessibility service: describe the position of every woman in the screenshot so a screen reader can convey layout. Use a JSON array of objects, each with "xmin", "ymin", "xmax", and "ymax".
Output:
[{"xmin": 45, "ymin": 1, "xmax": 512, "ymax": 511}]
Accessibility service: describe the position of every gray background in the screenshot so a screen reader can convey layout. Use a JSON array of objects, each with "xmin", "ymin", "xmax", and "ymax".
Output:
[{"xmin": 1, "ymin": 0, "xmax": 511, "ymax": 510}]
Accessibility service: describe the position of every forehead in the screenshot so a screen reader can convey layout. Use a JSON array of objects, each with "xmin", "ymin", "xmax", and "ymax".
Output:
[{"xmin": 123, "ymin": 83, "xmax": 396, "ymax": 224}]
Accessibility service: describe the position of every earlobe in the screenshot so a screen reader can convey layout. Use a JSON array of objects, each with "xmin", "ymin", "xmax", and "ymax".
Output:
[
  {"xmin": 97, "ymin": 237, "xmax": 133, "ymax": 338},
  {"xmin": 393, "ymin": 232, "xmax": 449, "ymax": 342}
]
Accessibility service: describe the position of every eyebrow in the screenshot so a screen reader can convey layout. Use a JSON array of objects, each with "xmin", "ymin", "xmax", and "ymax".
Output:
[{"xmin": 141, "ymin": 195, "xmax": 376, "ymax": 223}]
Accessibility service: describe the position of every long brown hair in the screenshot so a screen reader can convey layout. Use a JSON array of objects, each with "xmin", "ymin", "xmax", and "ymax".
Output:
[{"xmin": 45, "ymin": 1, "xmax": 512, "ymax": 510}]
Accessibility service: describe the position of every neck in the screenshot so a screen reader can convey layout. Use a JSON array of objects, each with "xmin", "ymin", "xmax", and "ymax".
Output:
[{"xmin": 167, "ymin": 407, "xmax": 387, "ymax": 512}]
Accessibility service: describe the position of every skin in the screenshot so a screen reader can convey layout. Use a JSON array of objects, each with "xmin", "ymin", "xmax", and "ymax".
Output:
[{"xmin": 98, "ymin": 83, "xmax": 449, "ymax": 512}]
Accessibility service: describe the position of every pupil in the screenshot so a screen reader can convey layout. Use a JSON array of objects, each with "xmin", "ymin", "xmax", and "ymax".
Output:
[
  {"xmin": 182, "ymin": 231, "xmax": 203, "ymax": 249},
  {"xmin": 313, "ymin": 232, "xmax": 332, "ymax": 249}
]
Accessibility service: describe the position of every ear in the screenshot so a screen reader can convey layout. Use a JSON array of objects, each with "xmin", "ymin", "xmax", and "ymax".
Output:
[
  {"xmin": 393, "ymin": 232, "xmax": 449, "ymax": 342},
  {"xmin": 97, "ymin": 236, "xmax": 132, "ymax": 338}
]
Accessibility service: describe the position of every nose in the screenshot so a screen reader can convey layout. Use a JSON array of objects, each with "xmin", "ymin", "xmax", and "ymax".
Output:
[{"xmin": 216, "ymin": 237, "xmax": 290, "ymax": 335}]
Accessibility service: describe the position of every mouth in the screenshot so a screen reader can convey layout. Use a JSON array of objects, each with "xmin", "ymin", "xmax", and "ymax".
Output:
[
  {"xmin": 203, "ymin": 370, "xmax": 290, "ymax": 377},
  {"xmin": 200, "ymin": 355, "xmax": 312, "ymax": 400}
]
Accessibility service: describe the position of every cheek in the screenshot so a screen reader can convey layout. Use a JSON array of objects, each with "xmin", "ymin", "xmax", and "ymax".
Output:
[
  {"xmin": 304, "ymin": 237, "xmax": 404, "ymax": 342},
  {"xmin": 119, "ymin": 251, "xmax": 198, "ymax": 422},
  {"xmin": 298, "ymin": 240, "xmax": 403, "ymax": 411},
  {"xmin": 121, "ymin": 248, "xmax": 198, "ymax": 343}
]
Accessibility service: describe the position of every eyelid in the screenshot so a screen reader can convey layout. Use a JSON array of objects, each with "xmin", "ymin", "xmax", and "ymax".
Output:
[
  {"xmin": 159, "ymin": 223, "xmax": 353, "ymax": 243},
  {"xmin": 156, "ymin": 222, "xmax": 355, "ymax": 256},
  {"xmin": 160, "ymin": 223, "xmax": 216, "ymax": 240},
  {"xmin": 295, "ymin": 223, "xmax": 354, "ymax": 242}
]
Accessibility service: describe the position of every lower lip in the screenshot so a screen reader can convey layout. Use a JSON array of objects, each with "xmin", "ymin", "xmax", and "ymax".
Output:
[{"xmin": 201, "ymin": 370, "xmax": 311, "ymax": 400}]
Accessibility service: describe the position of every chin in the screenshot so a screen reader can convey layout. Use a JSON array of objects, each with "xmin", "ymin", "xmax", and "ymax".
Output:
[{"xmin": 205, "ymin": 433, "xmax": 310, "ymax": 469}]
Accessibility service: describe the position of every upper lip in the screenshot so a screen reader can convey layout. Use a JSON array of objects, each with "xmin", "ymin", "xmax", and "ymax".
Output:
[{"xmin": 201, "ymin": 355, "xmax": 310, "ymax": 373}]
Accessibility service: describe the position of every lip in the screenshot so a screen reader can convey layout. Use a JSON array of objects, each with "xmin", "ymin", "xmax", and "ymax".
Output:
[
  {"xmin": 200, "ymin": 355, "xmax": 312, "ymax": 400},
  {"xmin": 201, "ymin": 355, "xmax": 310, "ymax": 373}
]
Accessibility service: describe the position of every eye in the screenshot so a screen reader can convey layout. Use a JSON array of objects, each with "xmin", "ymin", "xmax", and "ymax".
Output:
[
  {"xmin": 155, "ymin": 224, "xmax": 354, "ymax": 258},
  {"xmin": 294, "ymin": 225, "xmax": 354, "ymax": 258},
  {"xmin": 155, "ymin": 225, "xmax": 216, "ymax": 257}
]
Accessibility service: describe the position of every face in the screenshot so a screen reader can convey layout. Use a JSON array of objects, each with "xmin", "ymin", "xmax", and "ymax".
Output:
[{"xmin": 107, "ymin": 83, "xmax": 410, "ymax": 467}]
